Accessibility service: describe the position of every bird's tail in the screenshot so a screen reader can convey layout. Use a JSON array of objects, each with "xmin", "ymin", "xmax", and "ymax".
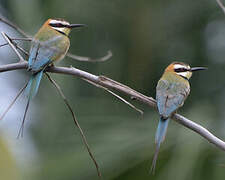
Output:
[
  {"xmin": 150, "ymin": 117, "xmax": 170, "ymax": 174},
  {"xmin": 25, "ymin": 70, "xmax": 44, "ymax": 99},
  {"xmin": 17, "ymin": 70, "xmax": 44, "ymax": 138}
]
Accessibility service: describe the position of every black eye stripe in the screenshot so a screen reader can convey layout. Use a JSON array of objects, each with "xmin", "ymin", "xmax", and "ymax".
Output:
[
  {"xmin": 174, "ymin": 68, "xmax": 189, "ymax": 73},
  {"xmin": 49, "ymin": 23, "xmax": 68, "ymax": 28}
]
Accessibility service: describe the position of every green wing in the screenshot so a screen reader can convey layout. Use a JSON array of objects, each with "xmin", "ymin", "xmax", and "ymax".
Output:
[{"xmin": 156, "ymin": 78, "xmax": 190, "ymax": 118}]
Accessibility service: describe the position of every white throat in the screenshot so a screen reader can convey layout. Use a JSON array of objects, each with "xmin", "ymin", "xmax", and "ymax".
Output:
[
  {"xmin": 177, "ymin": 71, "xmax": 189, "ymax": 78},
  {"xmin": 51, "ymin": 27, "xmax": 67, "ymax": 33}
]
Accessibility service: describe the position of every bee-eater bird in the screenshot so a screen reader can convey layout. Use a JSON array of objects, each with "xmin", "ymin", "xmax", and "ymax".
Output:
[
  {"xmin": 19, "ymin": 18, "xmax": 85, "ymax": 136},
  {"xmin": 151, "ymin": 62, "xmax": 207, "ymax": 173}
]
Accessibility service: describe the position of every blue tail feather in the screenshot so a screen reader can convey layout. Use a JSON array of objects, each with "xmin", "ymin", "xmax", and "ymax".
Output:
[
  {"xmin": 25, "ymin": 70, "xmax": 44, "ymax": 99},
  {"xmin": 155, "ymin": 117, "xmax": 170, "ymax": 144},
  {"xmin": 151, "ymin": 117, "xmax": 170, "ymax": 174},
  {"xmin": 18, "ymin": 70, "xmax": 43, "ymax": 137}
]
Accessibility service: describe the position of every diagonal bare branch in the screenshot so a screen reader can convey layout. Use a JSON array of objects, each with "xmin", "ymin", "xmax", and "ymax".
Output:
[
  {"xmin": 45, "ymin": 73, "xmax": 101, "ymax": 178},
  {"xmin": 1, "ymin": 62, "xmax": 224, "ymax": 152},
  {"xmin": 217, "ymin": 0, "xmax": 225, "ymax": 14}
]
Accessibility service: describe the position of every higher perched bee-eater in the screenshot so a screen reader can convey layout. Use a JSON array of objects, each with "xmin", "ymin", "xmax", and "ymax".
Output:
[
  {"xmin": 151, "ymin": 62, "xmax": 207, "ymax": 173},
  {"xmin": 20, "ymin": 19, "xmax": 85, "ymax": 136}
]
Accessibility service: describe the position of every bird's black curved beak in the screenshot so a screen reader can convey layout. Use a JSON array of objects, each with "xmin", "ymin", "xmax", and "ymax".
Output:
[
  {"xmin": 190, "ymin": 67, "xmax": 208, "ymax": 72},
  {"xmin": 68, "ymin": 24, "xmax": 87, "ymax": 28}
]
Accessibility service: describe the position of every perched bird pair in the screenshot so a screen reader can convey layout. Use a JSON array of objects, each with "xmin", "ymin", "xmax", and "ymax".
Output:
[
  {"xmin": 15, "ymin": 18, "xmax": 206, "ymax": 174},
  {"xmin": 151, "ymin": 62, "xmax": 207, "ymax": 173}
]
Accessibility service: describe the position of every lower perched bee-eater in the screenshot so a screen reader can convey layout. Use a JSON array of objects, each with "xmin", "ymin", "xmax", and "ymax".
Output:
[
  {"xmin": 151, "ymin": 62, "xmax": 207, "ymax": 173},
  {"xmin": 19, "ymin": 18, "xmax": 85, "ymax": 136}
]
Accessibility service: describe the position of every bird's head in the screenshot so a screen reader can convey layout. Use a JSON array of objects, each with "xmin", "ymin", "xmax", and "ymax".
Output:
[
  {"xmin": 165, "ymin": 62, "xmax": 207, "ymax": 80},
  {"xmin": 45, "ymin": 18, "xmax": 86, "ymax": 36}
]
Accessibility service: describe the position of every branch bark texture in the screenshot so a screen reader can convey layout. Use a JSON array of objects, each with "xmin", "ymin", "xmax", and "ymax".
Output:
[{"xmin": 1, "ymin": 62, "xmax": 225, "ymax": 151}]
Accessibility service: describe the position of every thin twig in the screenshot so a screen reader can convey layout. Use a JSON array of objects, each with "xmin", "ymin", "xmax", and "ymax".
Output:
[
  {"xmin": 0, "ymin": 38, "xmax": 29, "ymax": 56},
  {"xmin": 1, "ymin": 62, "xmax": 224, "ymax": 151},
  {"xmin": 45, "ymin": 73, "xmax": 101, "ymax": 178},
  {"xmin": 67, "ymin": 51, "xmax": 112, "ymax": 62},
  {"xmin": 1, "ymin": 32, "xmax": 26, "ymax": 62},
  {"xmin": 0, "ymin": 82, "xmax": 28, "ymax": 121},
  {"xmin": 0, "ymin": 42, "xmax": 8, "ymax": 48},
  {"xmin": 14, "ymin": 43, "xmax": 29, "ymax": 56},
  {"xmin": 83, "ymin": 78, "xmax": 143, "ymax": 115},
  {"xmin": 217, "ymin": 0, "xmax": 225, "ymax": 14},
  {"xmin": 0, "ymin": 37, "xmax": 32, "ymax": 48},
  {"xmin": 17, "ymin": 98, "xmax": 30, "ymax": 138},
  {"xmin": 11, "ymin": 37, "xmax": 32, "ymax": 41},
  {"xmin": 0, "ymin": 17, "xmax": 30, "ymax": 37},
  {"xmin": 0, "ymin": 40, "xmax": 30, "ymax": 49}
]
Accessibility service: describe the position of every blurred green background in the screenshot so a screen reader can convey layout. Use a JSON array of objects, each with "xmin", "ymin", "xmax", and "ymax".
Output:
[{"xmin": 0, "ymin": 0, "xmax": 225, "ymax": 179}]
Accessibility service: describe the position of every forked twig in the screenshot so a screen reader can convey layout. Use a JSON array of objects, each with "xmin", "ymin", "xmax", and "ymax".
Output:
[
  {"xmin": 45, "ymin": 73, "xmax": 101, "ymax": 178},
  {"xmin": 14, "ymin": 43, "xmax": 29, "ymax": 56},
  {"xmin": 0, "ymin": 36, "xmax": 30, "ymax": 56},
  {"xmin": 1, "ymin": 32, "xmax": 26, "ymax": 62},
  {"xmin": 0, "ymin": 82, "xmax": 28, "ymax": 121},
  {"xmin": 0, "ymin": 37, "xmax": 32, "ymax": 48},
  {"xmin": 0, "ymin": 38, "xmax": 31, "ymax": 48},
  {"xmin": 83, "ymin": 78, "xmax": 143, "ymax": 115}
]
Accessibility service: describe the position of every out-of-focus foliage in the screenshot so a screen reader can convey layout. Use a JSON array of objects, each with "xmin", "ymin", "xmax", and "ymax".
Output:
[
  {"xmin": 0, "ymin": 136, "xmax": 21, "ymax": 179},
  {"xmin": 0, "ymin": 0, "xmax": 225, "ymax": 179}
]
